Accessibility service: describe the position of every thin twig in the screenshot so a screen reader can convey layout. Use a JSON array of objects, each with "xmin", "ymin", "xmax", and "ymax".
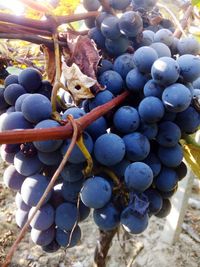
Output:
[
  {"xmin": 182, "ymin": 223, "xmax": 200, "ymax": 243},
  {"xmin": 56, "ymin": 11, "xmax": 100, "ymax": 26},
  {"xmin": 2, "ymin": 115, "xmax": 78, "ymax": 267},
  {"xmin": 76, "ymin": 135, "xmax": 93, "ymax": 177},
  {"xmin": 173, "ymin": 5, "xmax": 194, "ymax": 38},
  {"xmin": 98, "ymin": 0, "xmax": 115, "ymax": 15},
  {"xmin": 11, "ymin": 58, "xmax": 44, "ymax": 73},
  {"xmin": 67, "ymin": 196, "xmax": 81, "ymax": 249},
  {"xmin": 157, "ymin": 2, "xmax": 188, "ymax": 38},
  {"xmin": 126, "ymin": 241, "xmax": 144, "ymax": 267},
  {"xmin": 65, "ymin": 28, "xmax": 89, "ymax": 36}
]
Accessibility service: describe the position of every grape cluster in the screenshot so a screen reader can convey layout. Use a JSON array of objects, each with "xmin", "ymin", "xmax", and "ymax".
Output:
[
  {"xmin": 0, "ymin": 69, "xmax": 92, "ymax": 250},
  {"xmin": 1, "ymin": 0, "xmax": 200, "ymax": 255}
]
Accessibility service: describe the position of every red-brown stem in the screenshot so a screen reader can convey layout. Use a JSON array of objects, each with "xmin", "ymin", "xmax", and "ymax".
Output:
[
  {"xmin": 0, "ymin": 91, "xmax": 130, "ymax": 145},
  {"xmin": 76, "ymin": 92, "xmax": 129, "ymax": 129},
  {"xmin": 2, "ymin": 116, "xmax": 78, "ymax": 267},
  {"xmin": 56, "ymin": 11, "xmax": 100, "ymax": 25}
]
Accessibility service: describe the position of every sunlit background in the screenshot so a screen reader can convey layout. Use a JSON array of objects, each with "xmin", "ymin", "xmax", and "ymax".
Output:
[
  {"xmin": 0, "ymin": 0, "xmax": 69, "ymax": 15},
  {"xmin": 0, "ymin": 0, "xmax": 25, "ymax": 15}
]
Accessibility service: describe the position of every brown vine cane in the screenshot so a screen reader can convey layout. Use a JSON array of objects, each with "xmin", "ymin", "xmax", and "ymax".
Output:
[{"xmin": 0, "ymin": 91, "xmax": 130, "ymax": 145}]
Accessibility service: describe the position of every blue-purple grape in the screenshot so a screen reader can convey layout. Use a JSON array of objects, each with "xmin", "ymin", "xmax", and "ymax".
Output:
[
  {"xmin": 80, "ymin": 176, "xmax": 112, "ymax": 209},
  {"xmin": 94, "ymin": 133, "xmax": 125, "ymax": 166}
]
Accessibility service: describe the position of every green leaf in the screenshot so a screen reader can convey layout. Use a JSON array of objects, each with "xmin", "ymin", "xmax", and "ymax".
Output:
[
  {"xmin": 192, "ymin": 0, "xmax": 200, "ymax": 8},
  {"xmin": 6, "ymin": 66, "xmax": 22, "ymax": 75},
  {"xmin": 53, "ymin": 0, "xmax": 80, "ymax": 16},
  {"xmin": 183, "ymin": 144, "xmax": 200, "ymax": 179}
]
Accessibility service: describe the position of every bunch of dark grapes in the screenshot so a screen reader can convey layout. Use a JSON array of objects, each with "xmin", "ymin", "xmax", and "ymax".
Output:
[{"xmin": 1, "ymin": 0, "xmax": 200, "ymax": 254}]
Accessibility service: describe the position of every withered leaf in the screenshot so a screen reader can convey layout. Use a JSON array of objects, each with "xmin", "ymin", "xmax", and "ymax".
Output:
[
  {"xmin": 61, "ymin": 62, "xmax": 95, "ymax": 104},
  {"xmin": 41, "ymin": 44, "xmax": 57, "ymax": 84},
  {"xmin": 63, "ymin": 31, "xmax": 102, "ymax": 94},
  {"xmin": 183, "ymin": 143, "xmax": 200, "ymax": 179}
]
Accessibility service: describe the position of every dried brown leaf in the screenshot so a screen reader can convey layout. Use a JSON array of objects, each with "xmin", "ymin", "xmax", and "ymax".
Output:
[
  {"xmin": 61, "ymin": 62, "xmax": 95, "ymax": 104},
  {"xmin": 41, "ymin": 45, "xmax": 57, "ymax": 83},
  {"xmin": 63, "ymin": 31, "xmax": 102, "ymax": 94}
]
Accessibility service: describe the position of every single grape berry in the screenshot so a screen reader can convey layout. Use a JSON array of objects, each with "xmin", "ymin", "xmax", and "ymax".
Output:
[{"xmin": 125, "ymin": 162, "xmax": 153, "ymax": 192}]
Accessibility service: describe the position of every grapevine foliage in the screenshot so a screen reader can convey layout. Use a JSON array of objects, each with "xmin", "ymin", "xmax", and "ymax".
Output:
[{"xmin": 192, "ymin": 0, "xmax": 200, "ymax": 8}]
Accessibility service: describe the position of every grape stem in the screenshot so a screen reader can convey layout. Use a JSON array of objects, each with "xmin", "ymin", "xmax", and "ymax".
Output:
[
  {"xmin": 67, "ymin": 196, "xmax": 80, "ymax": 249},
  {"xmin": 2, "ymin": 115, "xmax": 78, "ymax": 267},
  {"xmin": 0, "ymin": 91, "xmax": 130, "ymax": 144},
  {"xmin": 76, "ymin": 135, "xmax": 94, "ymax": 177},
  {"xmin": 93, "ymin": 228, "xmax": 118, "ymax": 267},
  {"xmin": 94, "ymin": 166, "xmax": 120, "ymax": 186},
  {"xmin": 57, "ymin": 11, "xmax": 100, "ymax": 25}
]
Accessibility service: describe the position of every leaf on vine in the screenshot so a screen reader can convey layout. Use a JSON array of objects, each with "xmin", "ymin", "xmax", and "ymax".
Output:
[
  {"xmin": 61, "ymin": 62, "xmax": 95, "ymax": 104},
  {"xmin": 20, "ymin": 0, "xmax": 80, "ymax": 19},
  {"xmin": 41, "ymin": 45, "xmax": 56, "ymax": 83},
  {"xmin": 63, "ymin": 31, "xmax": 102, "ymax": 93},
  {"xmin": 52, "ymin": 0, "xmax": 80, "ymax": 16},
  {"xmin": 192, "ymin": 0, "xmax": 200, "ymax": 8},
  {"xmin": 183, "ymin": 143, "xmax": 200, "ymax": 179},
  {"xmin": 25, "ymin": 8, "xmax": 43, "ymax": 20},
  {"xmin": 6, "ymin": 66, "xmax": 22, "ymax": 75}
]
